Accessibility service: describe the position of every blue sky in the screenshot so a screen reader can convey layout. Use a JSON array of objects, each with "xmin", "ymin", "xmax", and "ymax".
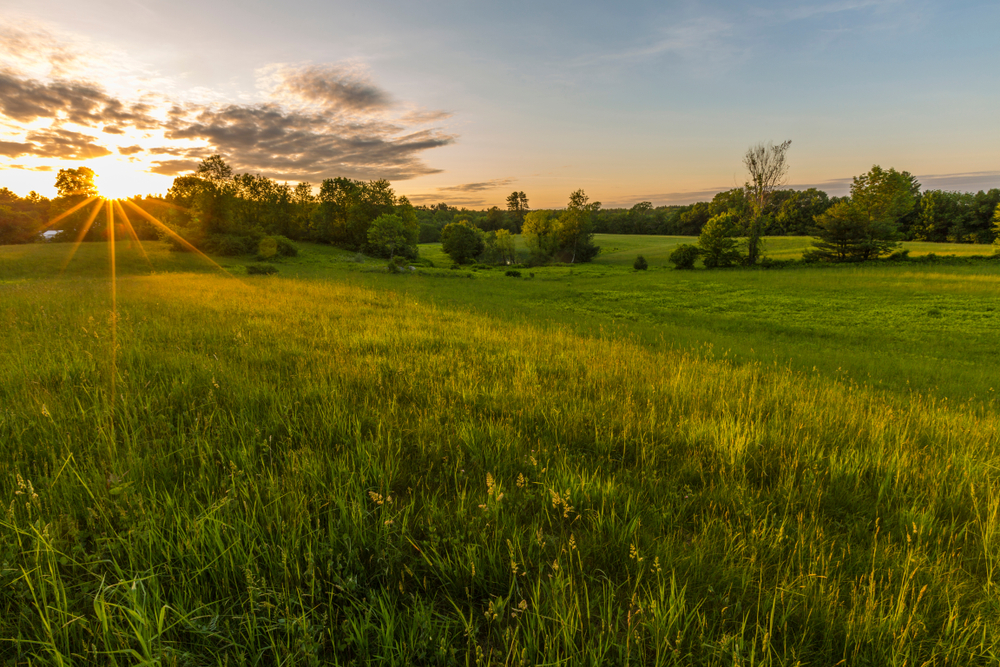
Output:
[{"xmin": 0, "ymin": 0, "xmax": 997, "ymax": 206}]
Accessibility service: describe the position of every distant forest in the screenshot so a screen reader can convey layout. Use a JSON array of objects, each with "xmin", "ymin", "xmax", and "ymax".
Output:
[{"xmin": 2, "ymin": 155, "xmax": 999, "ymax": 263}]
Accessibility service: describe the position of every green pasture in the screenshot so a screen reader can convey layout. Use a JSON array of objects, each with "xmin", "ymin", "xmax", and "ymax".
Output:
[{"xmin": 2, "ymin": 238, "xmax": 1000, "ymax": 664}]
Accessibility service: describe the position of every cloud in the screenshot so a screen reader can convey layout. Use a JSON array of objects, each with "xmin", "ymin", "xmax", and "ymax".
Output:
[
  {"xmin": 149, "ymin": 159, "xmax": 200, "ymax": 176},
  {"xmin": 435, "ymin": 178, "xmax": 515, "ymax": 193},
  {"xmin": 1, "ymin": 127, "xmax": 114, "ymax": 161},
  {"xmin": 915, "ymin": 171, "xmax": 1000, "ymax": 193},
  {"xmin": 0, "ymin": 71, "xmax": 156, "ymax": 127},
  {"xmin": 401, "ymin": 178, "xmax": 516, "ymax": 207},
  {"xmin": 0, "ymin": 26, "xmax": 456, "ymax": 184},
  {"xmin": 272, "ymin": 63, "xmax": 393, "ymax": 112},
  {"xmin": 0, "ymin": 139, "xmax": 35, "ymax": 157},
  {"xmin": 7, "ymin": 164, "xmax": 53, "ymax": 171},
  {"xmin": 0, "ymin": 21, "xmax": 81, "ymax": 79},
  {"xmin": 23, "ymin": 128, "xmax": 113, "ymax": 159},
  {"xmin": 163, "ymin": 102, "xmax": 455, "ymax": 181}
]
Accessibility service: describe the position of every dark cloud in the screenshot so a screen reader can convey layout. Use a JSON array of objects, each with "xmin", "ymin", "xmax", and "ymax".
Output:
[
  {"xmin": 0, "ymin": 66, "xmax": 454, "ymax": 182},
  {"xmin": 0, "ymin": 72, "xmax": 156, "ymax": 127},
  {"xmin": 0, "ymin": 140, "xmax": 35, "ymax": 157},
  {"xmin": 436, "ymin": 178, "xmax": 515, "ymax": 193},
  {"xmin": 23, "ymin": 128, "xmax": 112, "ymax": 159},
  {"xmin": 148, "ymin": 159, "xmax": 199, "ymax": 176},
  {"xmin": 278, "ymin": 65, "xmax": 392, "ymax": 112},
  {"xmin": 164, "ymin": 103, "xmax": 455, "ymax": 181}
]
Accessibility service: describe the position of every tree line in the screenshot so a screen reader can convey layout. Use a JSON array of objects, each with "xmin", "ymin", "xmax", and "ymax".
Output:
[{"xmin": 2, "ymin": 152, "xmax": 998, "ymax": 267}]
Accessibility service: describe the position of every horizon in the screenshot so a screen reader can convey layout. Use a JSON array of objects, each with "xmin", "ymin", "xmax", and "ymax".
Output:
[{"xmin": 1, "ymin": 1, "xmax": 998, "ymax": 207}]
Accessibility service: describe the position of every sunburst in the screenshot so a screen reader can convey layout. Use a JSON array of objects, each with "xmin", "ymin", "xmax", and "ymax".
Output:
[{"xmin": 37, "ymin": 189, "xmax": 237, "ymax": 439}]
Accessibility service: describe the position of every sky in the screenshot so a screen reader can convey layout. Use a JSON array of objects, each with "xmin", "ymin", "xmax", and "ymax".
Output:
[{"xmin": 0, "ymin": 0, "xmax": 997, "ymax": 208}]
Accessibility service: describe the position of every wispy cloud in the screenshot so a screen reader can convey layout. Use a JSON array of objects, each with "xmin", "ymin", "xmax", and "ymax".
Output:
[
  {"xmin": 404, "ymin": 178, "xmax": 516, "ymax": 207},
  {"xmin": 574, "ymin": 16, "xmax": 737, "ymax": 69},
  {"xmin": 435, "ymin": 178, "xmax": 515, "ymax": 193},
  {"xmin": 266, "ymin": 63, "xmax": 393, "ymax": 113}
]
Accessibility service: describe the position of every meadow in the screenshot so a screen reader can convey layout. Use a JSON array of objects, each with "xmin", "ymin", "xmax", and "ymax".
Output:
[{"xmin": 2, "ymin": 236, "xmax": 1000, "ymax": 665}]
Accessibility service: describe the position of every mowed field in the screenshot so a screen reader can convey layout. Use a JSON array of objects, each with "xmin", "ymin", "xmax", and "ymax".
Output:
[{"xmin": 2, "ymin": 236, "xmax": 1000, "ymax": 665}]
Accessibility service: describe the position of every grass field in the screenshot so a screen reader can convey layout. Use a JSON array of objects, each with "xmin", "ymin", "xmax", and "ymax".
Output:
[{"xmin": 2, "ymin": 237, "xmax": 1000, "ymax": 665}]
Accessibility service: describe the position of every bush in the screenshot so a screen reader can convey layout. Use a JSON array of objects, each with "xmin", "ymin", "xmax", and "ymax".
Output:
[
  {"xmin": 887, "ymin": 249, "xmax": 910, "ymax": 261},
  {"xmin": 669, "ymin": 244, "xmax": 700, "ymax": 269},
  {"xmin": 505, "ymin": 269, "xmax": 522, "ymax": 278},
  {"xmin": 257, "ymin": 236, "xmax": 278, "ymax": 260},
  {"xmin": 387, "ymin": 256, "xmax": 409, "ymax": 274},
  {"xmin": 633, "ymin": 255, "xmax": 648, "ymax": 271},
  {"xmin": 204, "ymin": 234, "xmax": 257, "ymax": 256},
  {"xmin": 247, "ymin": 263, "xmax": 278, "ymax": 275},
  {"xmin": 275, "ymin": 236, "xmax": 298, "ymax": 257}
]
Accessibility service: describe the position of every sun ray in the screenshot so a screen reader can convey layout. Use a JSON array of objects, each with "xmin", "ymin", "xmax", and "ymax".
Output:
[
  {"xmin": 122, "ymin": 199, "xmax": 236, "ymax": 277},
  {"xmin": 59, "ymin": 198, "xmax": 106, "ymax": 274},
  {"xmin": 113, "ymin": 199, "xmax": 153, "ymax": 269},
  {"xmin": 106, "ymin": 200, "xmax": 117, "ymax": 441},
  {"xmin": 38, "ymin": 196, "xmax": 100, "ymax": 233}
]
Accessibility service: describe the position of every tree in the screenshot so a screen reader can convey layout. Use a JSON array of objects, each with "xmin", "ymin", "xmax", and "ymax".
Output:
[
  {"xmin": 806, "ymin": 165, "xmax": 915, "ymax": 262},
  {"xmin": 367, "ymin": 213, "xmax": 416, "ymax": 259},
  {"xmin": 0, "ymin": 205, "xmax": 37, "ymax": 245},
  {"xmin": 743, "ymin": 140, "xmax": 791, "ymax": 265},
  {"xmin": 992, "ymin": 204, "xmax": 1000, "ymax": 248},
  {"xmin": 54, "ymin": 167, "xmax": 98, "ymax": 197},
  {"xmin": 506, "ymin": 191, "xmax": 529, "ymax": 232},
  {"xmin": 481, "ymin": 206, "xmax": 506, "ymax": 231},
  {"xmin": 850, "ymin": 165, "xmax": 917, "ymax": 232},
  {"xmin": 698, "ymin": 212, "xmax": 742, "ymax": 268},
  {"xmin": 522, "ymin": 210, "xmax": 559, "ymax": 259},
  {"xmin": 494, "ymin": 228, "xmax": 516, "ymax": 265},
  {"xmin": 441, "ymin": 219, "xmax": 485, "ymax": 264},
  {"xmin": 805, "ymin": 202, "xmax": 871, "ymax": 262},
  {"xmin": 556, "ymin": 189, "xmax": 600, "ymax": 263},
  {"xmin": 196, "ymin": 154, "xmax": 233, "ymax": 184}
]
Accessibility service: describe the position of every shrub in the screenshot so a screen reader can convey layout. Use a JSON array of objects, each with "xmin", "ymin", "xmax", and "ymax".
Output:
[
  {"xmin": 257, "ymin": 236, "xmax": 278, "ymax": 260},
  {"xmin": 669, "ymin": 244, "xmax": 700, "ymax": 269},
  {"xmin": 505, "ymin": 270, "xmax": 522, "ymax": 278},
  {"xmin": 633, "ymin": 255, "xmax": 648, "ymax": 271},
  {"xmin": 247, "ymin": 263, "xmax": 278, "ymax": 275},
  {"xmin": 887, "ymin": 249, "xmax": 910, "ymax": 261},
  {"xmin": 204, "ymin": 234, "xmax": 257, "ymax": 256},
  {"xmin": 275, "ymin": 236, "xmax": 298, "ymax": 257},
  {"xmin": 387, "ymin": 256, "xmax": 409, "ymax": 274}
]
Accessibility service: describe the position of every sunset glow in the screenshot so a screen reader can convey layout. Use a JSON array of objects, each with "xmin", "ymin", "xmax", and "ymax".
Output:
[{"xmin": 92, "ymin": 157, "xmax": 175, "ymax": 201}]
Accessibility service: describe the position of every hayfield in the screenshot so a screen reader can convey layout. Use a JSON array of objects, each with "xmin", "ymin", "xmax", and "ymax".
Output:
[{"xmin": 2, "ymin": 238, "xmax": 1000, "ymax": 665}]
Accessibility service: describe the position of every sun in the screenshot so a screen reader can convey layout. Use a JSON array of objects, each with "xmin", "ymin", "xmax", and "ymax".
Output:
[{"xmin": 91, "ymin": 156, "xmax": 174, "ymax": 200}]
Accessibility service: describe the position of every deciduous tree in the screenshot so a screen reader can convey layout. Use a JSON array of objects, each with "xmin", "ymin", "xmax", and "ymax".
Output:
[
  {"xmin": 743, "ymin": 140, "xmax": 791, "ymax": 265},
  {"xmin": 54, "ymin": 167, "xmax": 98, "ymax": 197},
  {"xmin": 441, "ymin": 219, "xmax": 485, "ymax": 264}
]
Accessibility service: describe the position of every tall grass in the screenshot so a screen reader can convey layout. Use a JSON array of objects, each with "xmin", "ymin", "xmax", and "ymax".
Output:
[{"xmin": 2, "ymin": 257, "xmax": 1000, "ymax": 664}]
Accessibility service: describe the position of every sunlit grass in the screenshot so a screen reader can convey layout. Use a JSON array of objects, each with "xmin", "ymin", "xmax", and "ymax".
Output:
[{"xmin": 3, "ymin": 243, "xmax": 1000, "ymax": 663}]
